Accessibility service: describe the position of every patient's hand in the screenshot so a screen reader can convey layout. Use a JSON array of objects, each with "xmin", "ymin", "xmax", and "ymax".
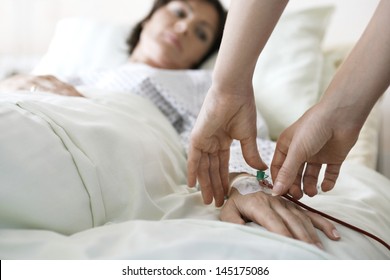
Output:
[
  {"xmin": 0, "ymin": 74, "xmax": 83, "ymax": 97},
  {"xmin": 220, "ymin": 186, "xmax": 340, "ymax": 248}
]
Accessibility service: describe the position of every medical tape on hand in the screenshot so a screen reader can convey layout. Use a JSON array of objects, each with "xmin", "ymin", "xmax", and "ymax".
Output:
[{"xmin": 230, "ymin": 175, "xmax": 272, "ymax": 195}]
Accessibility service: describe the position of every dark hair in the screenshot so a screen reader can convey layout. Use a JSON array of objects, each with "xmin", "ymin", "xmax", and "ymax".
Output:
[{"xmin": 126, "ymin": 0, "xmax": 226, "ymax": 69}]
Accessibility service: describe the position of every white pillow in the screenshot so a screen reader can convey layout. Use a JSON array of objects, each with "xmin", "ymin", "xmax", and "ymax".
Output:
[
  {"xmin": 253, "ymin": 6, "xmax": 334, "ymax": 140},
  {"xmin": 33, "ymin": 18, "xmax": 132, "ymax": 79}
]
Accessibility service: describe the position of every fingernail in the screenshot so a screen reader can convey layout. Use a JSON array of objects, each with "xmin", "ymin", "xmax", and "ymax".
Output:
[
  {"xmin": 332, "ymin": 229, "xmax": 341, "ymax": 239},
  {"xmin": 272, "ymin": 182, "xmax": 283, "ymax": 196}
]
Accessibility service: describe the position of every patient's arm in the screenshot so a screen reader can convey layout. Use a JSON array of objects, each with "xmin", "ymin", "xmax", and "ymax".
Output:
[
  {"xmin": 0, "ymin": 74, "xmax": 83, "ymax": 97},
  {"xmin": 220, "ymin": 174, "xmax": 340, "ymax": 248}
]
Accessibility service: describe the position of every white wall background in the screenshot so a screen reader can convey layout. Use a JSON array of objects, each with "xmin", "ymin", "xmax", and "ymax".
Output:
[{"xmin": 0, "ymin": 0, "xmax": 380, "ymax": 56}]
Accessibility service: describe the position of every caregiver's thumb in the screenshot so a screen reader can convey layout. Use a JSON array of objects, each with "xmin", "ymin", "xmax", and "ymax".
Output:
[
  {"xmin": 240, "ymin": 137, "xmax": 268, "ymax": 172},
  {"xmin": 270, "ymin": 139, "xmax": 305, "ymax": 196}
]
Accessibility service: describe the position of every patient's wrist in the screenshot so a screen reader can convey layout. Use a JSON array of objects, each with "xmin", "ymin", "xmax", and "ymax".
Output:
[{"xmin": 230, "ymin": 174, "xmax": 272, "ymax": 196}]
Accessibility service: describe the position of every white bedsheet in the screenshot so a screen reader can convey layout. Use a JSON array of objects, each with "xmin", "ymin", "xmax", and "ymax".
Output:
[{"xmin": 0, "ymin": 90, "xmax": 389, "ymax": 259}]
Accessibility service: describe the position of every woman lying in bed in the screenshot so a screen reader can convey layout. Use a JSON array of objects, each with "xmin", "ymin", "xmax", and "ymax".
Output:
[{"xmin": 0, "ymin": 0, "xmax": 339, "ymax": 248}]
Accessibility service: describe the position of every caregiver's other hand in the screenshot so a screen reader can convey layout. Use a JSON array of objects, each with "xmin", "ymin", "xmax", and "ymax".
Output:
[
  {"xmin": 220, "ymin": 186, "xmax": 340, "ymax": 248},
  {"xmin": 0, "ymin": 74, "xmax": 83, "ymax": 97},
  {"xmin": 187, "ymin": 85, "xmax": 267, "ymax": 207},
  {"xmin": 271, "ymin": 103, "xmax": 360, "ymax": 199}
]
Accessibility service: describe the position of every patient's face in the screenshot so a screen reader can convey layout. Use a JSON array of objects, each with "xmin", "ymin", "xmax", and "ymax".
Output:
[{"xmin": 131, "ymin": 0, "xmax": 219, "ymax": 69}]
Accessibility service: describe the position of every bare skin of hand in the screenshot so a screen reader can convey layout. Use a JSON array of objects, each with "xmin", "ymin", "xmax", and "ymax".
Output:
[
  {"xmin": 188, "ymin": 85, "xmax": 267, "ymax": 207},
  {"xmin": 220, "ymin": 188, "xmax": 340, "ymax": 248},
  {"xmin": 0, "ymin": 74, "xmax": 83, "ymax": 97},
  {"xmin": 271, "ymin": 103, "xmax": 360, "ymax": 199},
  {"xmin": 271, "ymin": 0, "xmax": 390, "ymax": 199}
]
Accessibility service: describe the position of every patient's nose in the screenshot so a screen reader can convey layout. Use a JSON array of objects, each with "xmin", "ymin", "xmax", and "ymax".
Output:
[{"xmin": 174, "ymin": 20, "xmax": 190, "ymax": 34}]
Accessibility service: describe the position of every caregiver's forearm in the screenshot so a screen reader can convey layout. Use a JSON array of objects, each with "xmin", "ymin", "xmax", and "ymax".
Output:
[
  {"xmin": 320, "ymin": 0, "xmax": 390, "ymax": 127},
  {"xmin": 212, "ymin": 0, "xmax": 289, "ymax": 91}
]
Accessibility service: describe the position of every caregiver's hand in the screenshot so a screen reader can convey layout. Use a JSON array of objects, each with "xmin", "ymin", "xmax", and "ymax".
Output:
[
  {"xmin": 271, "ymin": 103, "xmax": 360, "ymax": 199},
  {"xmin": 0, "ymin": 74, "xmax": 83, "ymax": 97},
  {"xmin": 187, "ymin": 84, "xmax": 267, "ymax": 207},
  {"xmin": 271, "ymin": 0, "xmax": 390, "ymax": 199},
  {"xmin": 220, "ymin": 184, "xmax": 340, "ymax": 248}
]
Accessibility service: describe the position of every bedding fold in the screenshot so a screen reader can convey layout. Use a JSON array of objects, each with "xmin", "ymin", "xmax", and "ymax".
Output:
[{"xmin": 0, "ymin": 91, "xmax": 187, "ymax": 234}]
